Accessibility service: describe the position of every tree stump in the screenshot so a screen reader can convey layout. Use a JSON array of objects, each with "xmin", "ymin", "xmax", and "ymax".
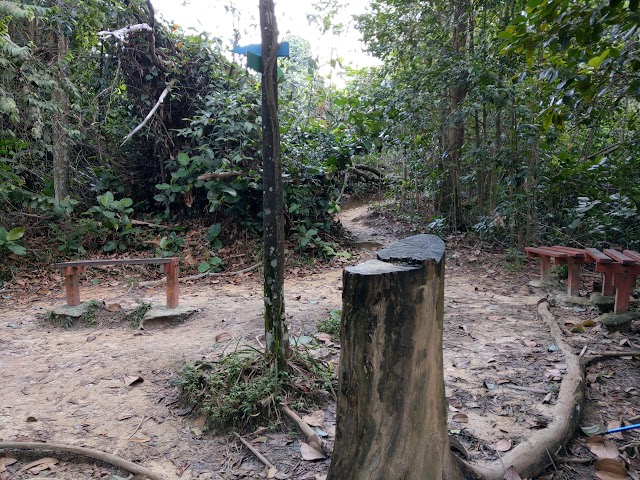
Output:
[{"xmin": 328, "ymin": 234, "xmax": 472, "ymax": 480}]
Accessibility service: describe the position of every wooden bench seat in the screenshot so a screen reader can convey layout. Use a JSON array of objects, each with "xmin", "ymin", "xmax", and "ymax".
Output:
[
  {"xmin": 54, "ymin": 258, "xmax": 180, "ymax": 309},
  {"xmin": 584, "ymin": 248, "xmax": 640, "ymax": 313},
  {"xmin": 524, "ymin": 246, "xmax": 589, "ymax": 296}
]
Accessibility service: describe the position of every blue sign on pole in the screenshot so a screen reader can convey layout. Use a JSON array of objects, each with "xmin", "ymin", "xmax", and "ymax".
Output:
[{"xmin": 231, "ymin": 42, "xmax": 289, "ymax": 77}]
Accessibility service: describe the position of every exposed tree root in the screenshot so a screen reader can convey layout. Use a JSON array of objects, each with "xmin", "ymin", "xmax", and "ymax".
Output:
[
  {"xmin": 0, "ymin": 441, "xmax": 166, "ymax": 480},
  {"xmin": 468, "ymin": 300, "xmax": 585, "ymax": 480}
]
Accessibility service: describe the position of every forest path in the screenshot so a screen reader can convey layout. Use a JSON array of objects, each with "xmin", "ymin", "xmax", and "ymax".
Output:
[{"xmin": 0, "ymin": 202, "xmax": 628, "ymax": 480}]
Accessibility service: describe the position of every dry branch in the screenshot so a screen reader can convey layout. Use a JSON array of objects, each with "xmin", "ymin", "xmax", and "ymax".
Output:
[
  {"xmin": 470, "ymin": 300, "xmax": 584, "ymax": 480},
  {"xmin": 121, "ymin": 79, "xmax": 176, "ymax": 145},
  {"xmin": 281, "ymin": 405, "xmax": 324, "ymax": 453},
  {"xmin": 233, "ymin": 432, "xmax": 277, "ymax": 478},
  {"xmin": 0, "ymin": 441, "xmax": 166, "ymax": 480},
  {"xmin": 138, "ymin": 262, "xmax": 260, "ymax": 287},
  {"xmin": 197, "ymin": 171, "xmax": 243, "ymax": 181},
  {"xmin": 97, "ymin": 23, "xmax": 152, "ymax": 42}
]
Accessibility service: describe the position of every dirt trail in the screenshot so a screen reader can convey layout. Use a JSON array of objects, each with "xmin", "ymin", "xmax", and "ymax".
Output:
[{"xmin": 1, "ymin": 204, "xmax": 636, "ymax": 479}]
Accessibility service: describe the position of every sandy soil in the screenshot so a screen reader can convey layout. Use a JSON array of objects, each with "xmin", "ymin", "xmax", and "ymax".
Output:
[{"xmin": 1, "ymin": 203, "xmax": 639, "ymax": 480}]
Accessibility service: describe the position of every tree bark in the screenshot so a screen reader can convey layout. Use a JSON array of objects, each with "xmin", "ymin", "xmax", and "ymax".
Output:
[
  {"xmin": 260, "ymin": 0, "xmax": 289, "ymax": 369},
  {"xmin": 327, "ymin": 235, "xmax": 475, "ymax": 480},
  {"xmin": 52, "ymin": 28, "xmax": 70, "ymax": 201}
]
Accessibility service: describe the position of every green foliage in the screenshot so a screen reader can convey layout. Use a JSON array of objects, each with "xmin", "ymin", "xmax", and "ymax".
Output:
[
  {"xmin": 317, "ymin": 309, "xmax": 341, "ymax": 341},
  {"xmin": 86, "ymin": 192, "xmax": 139, "ymax": 252},
  {"xmin": 0, "ymin": 225, "xmax": 25, "ymax": 256},
  {"xmin": 155, "ymin": 232, "xmax": 184, "ymax": 258}
]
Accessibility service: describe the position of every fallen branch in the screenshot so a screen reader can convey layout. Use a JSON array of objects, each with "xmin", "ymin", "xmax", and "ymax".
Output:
[
  {"xmin": 281, "ymin": 405, "xmax": 324, "ymax": 454},
  {"xmin": 353, "ymin": 163, "xmax": 383, "ymax": 177},
  {"xmin": 121, "ymin": 79, "xmax": 176, "ymax": 145},
  {"xmin": 470, "ymin": 300, "xmax": 584, "ymax": 480},
  {"xmin": 138, "ymin": 262, "xmax": 260, "ymax": 287},
  {"xmin": 197, "ymin": 171, "xmax": 243, "ymax": 181},
  {"xmin": 584, "ymin": 350, "xmax": 640, "ymax": 361},
  {"xmin": 97, "ymin": 23, "xmax": 152, "ymax": 42},
  {"xmin": 131, "ymin": 219, "xmax": 170, "ymax": 229},
  {"xmin": 502, "ymin": 384, "xmax": 548, "ymax": 394},
  {"xmin": 232, "ymin": 432, "xmax": 277, "ymax": 478},
  {"xmin": 0, "ymin": 441, "xmax": 166, "ymax": 480}
]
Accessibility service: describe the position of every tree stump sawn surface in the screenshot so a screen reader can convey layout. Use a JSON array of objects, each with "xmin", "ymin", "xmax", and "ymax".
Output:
[{"xmin": 328, "ymin": 234, "xmax": 467, "ymax": 480}]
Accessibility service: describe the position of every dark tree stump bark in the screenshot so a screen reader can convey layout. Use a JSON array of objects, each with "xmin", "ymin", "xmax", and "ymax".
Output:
[{"xmin": 328, "ymin": 234, "xmax": 473, "ymax": 480}]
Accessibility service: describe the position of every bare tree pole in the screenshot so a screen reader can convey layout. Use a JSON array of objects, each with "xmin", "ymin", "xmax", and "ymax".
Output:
[{"xmin": 260, "ymin": 0, "xmax": 289, "ymax": 369}]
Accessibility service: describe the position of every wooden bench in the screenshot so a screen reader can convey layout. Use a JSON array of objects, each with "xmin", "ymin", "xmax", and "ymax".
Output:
[
  {"xmin": 524, "ymin": 246, "xmax": 589, "ymax": 296},
  {"xmin": 53, "ymin": 258, "xmax": 180, "ymax": 309},
  {"xmin": 584, "ymin": 248, "xmax": 640, "ymax": 314}
]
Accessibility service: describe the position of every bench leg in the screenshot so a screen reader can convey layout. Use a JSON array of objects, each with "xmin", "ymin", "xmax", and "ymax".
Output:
[
  {"xmin": 540, "ymin": 256, "xmax": 551, "ymax": 284},
  {"xmin": 166, "ymin": 258, "xmax": 179, "ymax": 309},
  {"xmin": 613, "ymin": 273, "xmax": 636, "ymax": 314},
  {"xmin": 567, "ymin": 263, "xmax": 580, "ymax": 297},
  {"xmin": 62, "ymin": 266, "xmax": 82, "ymax": 306},
  {"xmin": 602, "ymin": 271, "xmax": 615, "ymax": 296}
]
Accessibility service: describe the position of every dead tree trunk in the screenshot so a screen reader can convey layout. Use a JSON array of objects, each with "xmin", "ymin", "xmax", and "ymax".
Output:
[{"xmin": 327, "ymin": 234, "xmax": 476, "ymax": 480}]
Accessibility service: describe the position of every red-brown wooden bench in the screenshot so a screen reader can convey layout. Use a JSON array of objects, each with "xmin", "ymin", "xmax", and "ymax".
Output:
[
  {"xmin": 584, "ymin": 248, "xmax": 640, "ymax": 314},
  {"xmin": 54, "ymin": 258, "xmax": 180, "ymax": 309},
  {"xmin": 524, "ymin": 246, "xmax": 589, "ymax": 296}
]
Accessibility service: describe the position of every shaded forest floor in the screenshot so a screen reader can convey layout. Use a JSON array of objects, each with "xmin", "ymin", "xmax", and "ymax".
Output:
[{"xmin": 1, "ymin": 202, "xmax": 639, "ymax": 480}]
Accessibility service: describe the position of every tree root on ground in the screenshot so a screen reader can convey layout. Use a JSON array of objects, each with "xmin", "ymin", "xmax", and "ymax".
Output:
[
  {"xmin": 467, "ymin": 300, "xmax": 585, "ymax": 480},
  {"xmin": 0, "ymin": 441, "xmax": 166, "ymax": 480}
]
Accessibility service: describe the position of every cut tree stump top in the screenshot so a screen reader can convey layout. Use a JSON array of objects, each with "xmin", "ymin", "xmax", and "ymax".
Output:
[{"xmin": 376, "ymin": 234, "xmax": 445, "ymax": 264}]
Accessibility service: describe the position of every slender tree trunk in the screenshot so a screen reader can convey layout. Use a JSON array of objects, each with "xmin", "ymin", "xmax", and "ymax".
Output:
[
  {"xmin": 260, "ymin": 0, "xmax": 289, "ymax": 370},
  {"xmin": 52, "ymin": 28, "xmax": 70, "ymax": 201},
  {"xmin": 442, "ymin": 0, "xmax": 468, "ymax": 230}
]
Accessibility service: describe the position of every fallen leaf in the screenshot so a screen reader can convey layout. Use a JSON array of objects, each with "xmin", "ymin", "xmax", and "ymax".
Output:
[
  {"xmin": 214, "ymin": 332, "xmax": 232, "ymax": 342},
  {"xmin": 315, "ymin": 333, "xmax": 333, "ymax": 344},
  {"xmin": 129, "ymin": 435, "xmax": 151, "ymax": 443},
  {"xmin": 0, "ymin": 457, "xmax": 17, "ymax": 473},
  {"xmin": 302, "ymin": 410, "xmax": 325, "ymax": 427},
  {"xmin": 252, "ymin": 436, "xmax": 268, "ymax": 444},
  {"xmin": 86, "ymin": 335, "xmax": 96, "ymax": 342},
  {"xmin": 123, "ymin": 375, "xmax": 143, "ymax": 386},
  {"xmin": 524, "ymin": 340, "xmax": 537, "ymax": 347},
  {"xmin": 448, "ymin": 405, "xmax": 460, "ymax": 412},
  {"xmin": 586, "ymin": 437, "xmax": 620, "ymax": 459},
  {"xmin": 314, "ymin": 476, "xmax": 327, "ymax": 480},
  {"xmin": 29, "ymin": 459, "xmax": 58, "ymax": 474},
  {"xmin": 595, "ymin": 458, "xmax": 627, "ymax": 479},
  {"xmin": 503, "ymin": 466, "xmax": 522, "ymax": 480},
  {"xmin": 266, "ymin": 466, "xmax": 277, "ymax": 478},
  {"xmin": 275, "ymin": 472, "xmax": 291, "ymax": 479},
  {"xmin": 454, "ymin": 359, "xmax": 470, "ymax": 369},
  {"xmin": 26, "ymin": 416, "xmax": 37, "ymax": 422},
  {"xmin": 117, "ymin": 413, "xmax": 134, "ymax": 421},
  {"xmin": 452, "ymin": 413, "xmax": 468, "ymax": 423},
  {"xmin": 18, "ymin": 457, "xmax": 58, "ymax": 474},
  {"xmin": 300, "ymin": 442, "xmax": 326, "ymax": 460},
  {"xmin": 493, "ymin": 438, "xmax": 512, "ymax": 452},
  {"xmin": 542, "ymin": 393, "xmax": 553, "ymax": 404},
  {"xmin": 106, "ymin": 303, "xmax": 122, "ymax": 312},
  {"xmin": 587, "ymin": 373, "xmax": 600, "ymax": 383}
]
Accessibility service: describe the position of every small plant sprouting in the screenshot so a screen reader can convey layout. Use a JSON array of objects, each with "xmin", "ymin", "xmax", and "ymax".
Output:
[
  {"xmin": 127, "ymin": 301, "xmax": 153, "ymax": 328},
  {"xmin": 503, "ymin": 247, "xmax": 526, "ymax": 272},
  {"xmin": 178, "ymin": 344, "xmax": 336, "ymax": 432},
  {"xmin": 317, "ymin": 309, "xmax": 341, "ymax": 341}
]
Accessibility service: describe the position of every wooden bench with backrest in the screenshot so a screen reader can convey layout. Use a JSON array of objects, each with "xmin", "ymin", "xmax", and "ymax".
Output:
[
  {"xmin": 525, "ymin": 246, "xmax": 639, "ymax": 313},
  {"xmin": 53, "ymin": 257, "xmax": 180, "ymax": 309}
]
